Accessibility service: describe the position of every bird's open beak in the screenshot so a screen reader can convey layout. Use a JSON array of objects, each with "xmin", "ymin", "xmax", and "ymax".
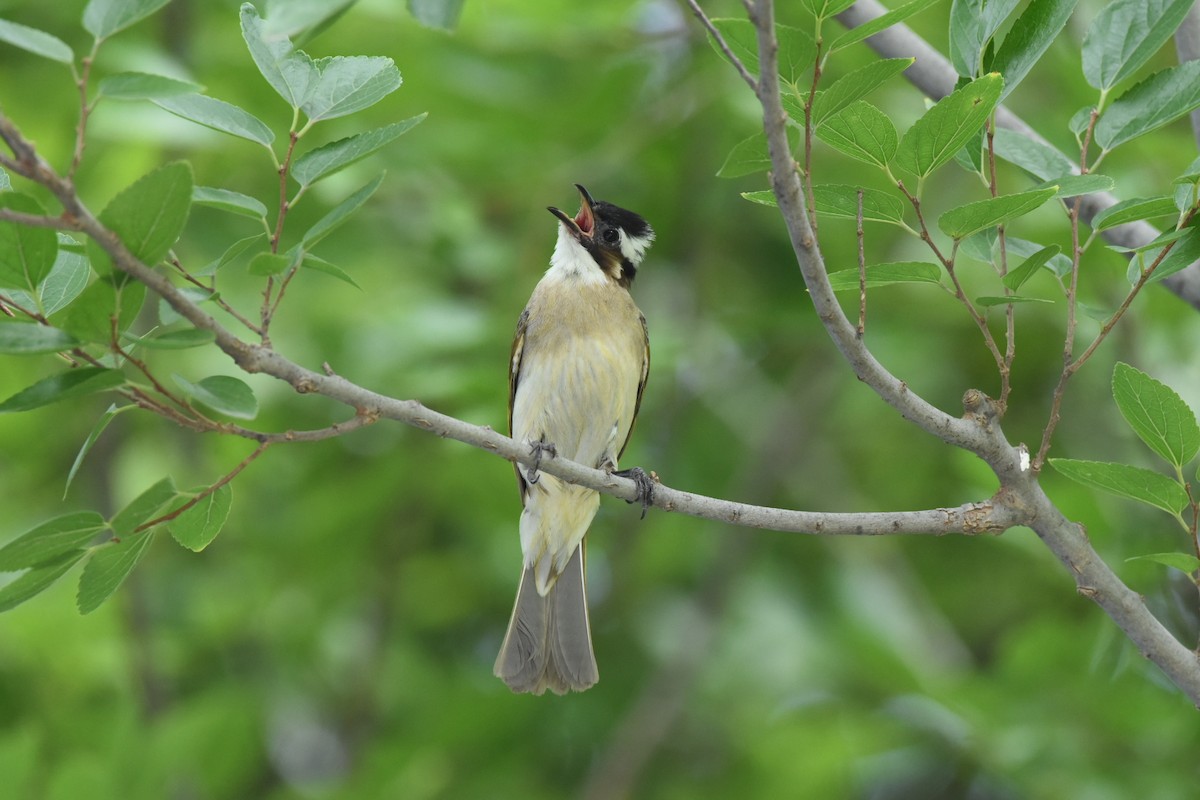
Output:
[{"xmin": 547, "ymin": 184, "xmax": 595, "ymax": 241}]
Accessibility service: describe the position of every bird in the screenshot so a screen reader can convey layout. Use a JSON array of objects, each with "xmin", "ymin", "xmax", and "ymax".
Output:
[{"xmin": 494, "ymin": 184, "xmax": 656, "ymax": 695}]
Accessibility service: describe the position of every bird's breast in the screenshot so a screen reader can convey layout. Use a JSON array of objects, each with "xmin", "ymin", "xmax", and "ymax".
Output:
[{"xmin": 512, "ymin": 281, "xmax": 646, "ymax": 466}]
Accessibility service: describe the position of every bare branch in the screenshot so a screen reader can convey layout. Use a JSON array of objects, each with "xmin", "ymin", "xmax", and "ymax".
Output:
[
  {"xmin": 1175, "ymin": 1, "xmax": 1200, "ymax": 150},
  {"xmin": 0, "ymin": 107, "xmax": 1020, "ymax": 539},
  {"xmin": 0, "ymin": 208, "xmax": 77, "ymax": 230}
]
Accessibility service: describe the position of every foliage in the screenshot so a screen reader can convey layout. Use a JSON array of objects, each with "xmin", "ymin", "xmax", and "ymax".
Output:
[{"xmin": 1, "ymin": 0, "xmax": 1200, "ymax": 798}]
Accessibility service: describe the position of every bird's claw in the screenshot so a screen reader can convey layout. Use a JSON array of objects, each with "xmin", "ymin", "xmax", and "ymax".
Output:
[
  {"xmin": 614, "ymin": 467, "xmax": 655, "ymax": 519},
  {"xmin": 525, "ymin": 438, "xmax": 557, "ymax": 485}
]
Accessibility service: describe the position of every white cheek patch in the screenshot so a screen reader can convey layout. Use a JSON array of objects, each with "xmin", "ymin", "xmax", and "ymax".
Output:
[{"xmin": 618, "ymin": 229, "xmax": 655, "ymax": 266}]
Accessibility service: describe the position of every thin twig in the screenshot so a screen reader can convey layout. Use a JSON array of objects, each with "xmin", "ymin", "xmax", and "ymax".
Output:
[
  {"xmin": 68, "ymin": 43, "xmax": 100, "ymax": 181},
  {"xmin": 0, "ymin": 208, "xmax": 77, "ymax": 229},
  {"xmin": 986, "ymin": 118, "xmax": 1015, "ymax": 410},
  {"xmin": 856, "ymin": 187, "xmax": 866, "ymax": 336},
  {"xmin": 897, "ymin": 181, "xmax": 1007, "ymax": 374},
  {"xmin": 135, "ymin": 441, "xmax": 271, "ymax": 532},
  {"xmin": 168, "ymin": 257, "xmax": 265, "ymax": 336},
  {"xmin": 1034, "ymin": 108, "xmax": 1099, "ymax": 468},
  {"xmin": 682, "ymin": 0, "xmax": 759, "ymax": 93}
]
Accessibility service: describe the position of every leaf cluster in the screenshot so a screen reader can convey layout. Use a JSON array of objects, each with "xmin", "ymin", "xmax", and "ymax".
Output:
[{"xmin": 0, "ymin": 0, "xmax": 423, "ymax": 613}]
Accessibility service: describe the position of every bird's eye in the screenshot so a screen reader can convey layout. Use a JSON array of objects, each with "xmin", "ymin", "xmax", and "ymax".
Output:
[{"xmin": 602, "ymin": 228, "xmax": 620, "ymax": 244}]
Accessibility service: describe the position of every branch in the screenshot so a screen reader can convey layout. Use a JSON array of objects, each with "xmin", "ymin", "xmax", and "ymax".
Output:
[
  {"xmin": 836, "ymin": 0, "xmax": 1200, "ymax": 311},
  {"xmin": 683, "ymin": 0, "xmax": 759, "ymax": 93},
  {"xmin": 742, "ymin": 4, "xmax": 1007, "ymax": 470},
  {"xmin": 747, "ymin": 0, "xmax": 1200, "ymax": 705},
  {"xmin": 0, "ymin": 108, "xmax": 1021, "ymax": 539},
  {"xmin": 1175, "ymin": 1, "xmax": 1200, "ymax": 150}
]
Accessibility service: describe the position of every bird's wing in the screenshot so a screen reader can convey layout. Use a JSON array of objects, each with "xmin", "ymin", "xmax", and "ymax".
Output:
[
  {"xmin": 509, "ymin": 307, "xmax": 530, "ymax": 502},
  {"xmin": 618, "ymin": 312, "xmax": 650, "ymax": 460}
]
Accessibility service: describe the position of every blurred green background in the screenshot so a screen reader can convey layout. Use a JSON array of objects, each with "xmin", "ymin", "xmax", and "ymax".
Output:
[{"xmin": 2, "ymin": 0, "xmax": 1200, "ymax": 797}]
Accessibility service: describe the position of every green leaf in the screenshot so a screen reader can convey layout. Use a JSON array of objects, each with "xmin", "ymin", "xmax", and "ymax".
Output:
[
  {"xmin": 808, "ymin": 184, "xmax": 906, "ymax": 226},
  {"xmin": 123, "ymin": 328, "xmax": 215, "ymax": 349},
  {"xmin": 895, "ymin": 74, "xmax": 1004, "ymax": 178},
  {"xmin": 0, "ymin": 552, "xmax": 86, "ymax": 613},
  {"xmin": 1049, "ymin": 458, "xmax": 1189, "ymax": 514},
  {"xmin": 948, "ymin": 0, "xmax": 985, "ymax": 77},
  {"xmin": 0, "ymin": 512, "xmax": 106, "ymax": 571},
  {"xmin": 1112, "ymin": 362, "xmax": 1200, "ymax": 468},
  {"xmin": 717, "ymin": 133, "xmax": 769, "ymax": 178},
  {"xmin": 170, "ymin": 484, "xmax": 232, "ymax": 551},
  {"xmin": 0, "ymin": 168, "xmax": 9, "ymax": 191},
  {"xmin": 0, "ymin": 193, "xmax": 57, "ymax": 293},
  {"xmin": 776, "ymin": 25, "xmax": 819, "ymax": 87},
  {"xmin": 990, "ymin": 0, "xmax": 1079, "ymax": 99},
  {"xmin": 1108, "ymin": 226, "xmax": 1190, "ymax": 254},
  {"xmin": 83, "ymin": 0, "xmax": 171, "ymax": 39},
  {"xmin": 960, "ymin": 228, "xmax": 998, "ymax": 262},
  {"xmin": 301, "ymin": 254, "xmax": 360, "ymax": 288},
  {"xmin": 826, "ymin": 261, "xmax": 942, "ymax": 290},
  {"xmin": 1142, "ymin": 227, "xmax": 1200, "ymax": 284},
  {"xmin": 37, "ymin": 240, "xmax": 90, "ymax": 315},
  {"xmin": 407, "ymin": 0, "xmax": 465, "ymax": 30},
  {"xmin": 1090, "ymin": 196, "xmax": 1178, "ymax": 231},
  {"xmin": 97, "ymin": 72, "xmax": 203, "ymax": 100},
  {"xmin": 976, "ymin": 295, "xmax": 1053, "ymax": 306},
  {"xmin": 263, "ymin": 0, "xmax": 356, "ymax": 41},
  {"xmin": 159, "ymin": 286, "xmax": 215, "ymax": 326},
  {"xmin": 173, "ymin": 374, "xmax": 258, "ymax": 420},
  {"xmin": 949, "ymin": 0, "xmax": 1021, "ymax": 77},
  {"xmin": 192, "ymin": 186, "xmax": 268, "ymax": 220},
  {"xmin": 991, "ymin": 129, "xmax": 1076, "ymax": 181},
  {"xmin": 1002, "ymin": 244, "xmax": 1060, "ymax": 290},
  {"xmin": 812, "ymin": 59, "xmax": 913, "ymax": 125},
  {"xmin": 829, "ymin": 0, "xmax": 941, "ymax": 52},
  {"xmin": 76, "ymin": 531, "xmax": 155, "ymax": 614},
  {"xmin": 707, "ymin": 19, "xmax": 816, "ymax": 85},
  {"xmin": 246, "ymin": 252, "xmax": 294, "ymax": 276},
  {"xmin": 196, "ymin": 233, "xmax": 266, "ymax": 277},
  {"xmin": 300, "ymin": 173, "xmax": 384, "ymax": 249},
  {"xmin": 64, "ymin": 404, "xmax": 131, "ymax": 498},
  {"xmin": 292, "ymin": 116, "xmax": 427, "ymax": 188},
  {"xmin": 804, "ymin": 0, "xmax": 858, "ymax": 18},
  {"xmin": 89, "ymin": 161, "xmax": 193, "ymax": 276},
  {"xmin": 937, "ymin": 187, "xmax": 1057, "ymax": 239},
  {"xmin": 110, "ymin": 476, "xmax": 178, "ymax": 537},
  {"xmin": 0, "ymin": 18, "xmax": 73, "ymax": 63},
  {"xmin": 1176, "ymin": 181, "xmax": 1198, "ymax": 216},
  {"xmin": 1094, "ymin": 62, "xmax": 1200, "ymax": 151},
  {"xmin": 979, "ymin": 235, "xmax": 1075, "ymax": 278},
  {"xmin": 0, "ymin": 323, "xmax": 78, "ymax": 355},
  {"xmin": 240, "ymin": 3, "xmax": 319, "ymax": 109},
  {"xmin": 60, "ymin": 279, "xmax": 147, "ymax": 343},
  {"xmin": 153, "ymin": 94, "xmax": 275, "ymax": 146},
  {"xmin": 815, "ymin": 100, "xmax": 898, "ymax": 169},
  {"xmin": 1126, "ymin": 552, "xmax": 1200, "ymax": 575},
  {"xmin": 0, "ymin": 367, "xmax": 124, "ymax": 413},
  {"xmin": 1082, "ymin": 0, "xmax": 1195, "ymax": 90},
  {"xmin": 302, "ymin": 56, "xmax": 402, "ymax": 123},
  {"xmin": 1036, "ymin": 174, "xmax": 1114, "ymax": 198}
]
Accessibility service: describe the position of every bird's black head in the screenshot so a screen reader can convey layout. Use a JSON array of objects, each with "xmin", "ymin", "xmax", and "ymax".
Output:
[{"xmin": 548, "ymin": 184, "xmax": 655, "ymax": 287}]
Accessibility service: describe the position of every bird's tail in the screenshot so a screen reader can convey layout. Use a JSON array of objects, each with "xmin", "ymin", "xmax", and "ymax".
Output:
[{"xmin": 493, "ymin": 543, "xmax": 598, "ymax": 694}]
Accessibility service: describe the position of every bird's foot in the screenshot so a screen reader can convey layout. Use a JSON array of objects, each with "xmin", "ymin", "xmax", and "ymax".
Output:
[
  {"xmin": 613, "ymin": 467, "xmax": 656, "ymax": 519},
  {"xmin": 525, "ymin": 437, "xmax": 557, "ymax": 485}
]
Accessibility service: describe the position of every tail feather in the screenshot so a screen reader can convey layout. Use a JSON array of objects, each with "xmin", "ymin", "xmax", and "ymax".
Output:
[{"xmin": 494, "ymin": 544, "xmax": 598, "ymax": 694}]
